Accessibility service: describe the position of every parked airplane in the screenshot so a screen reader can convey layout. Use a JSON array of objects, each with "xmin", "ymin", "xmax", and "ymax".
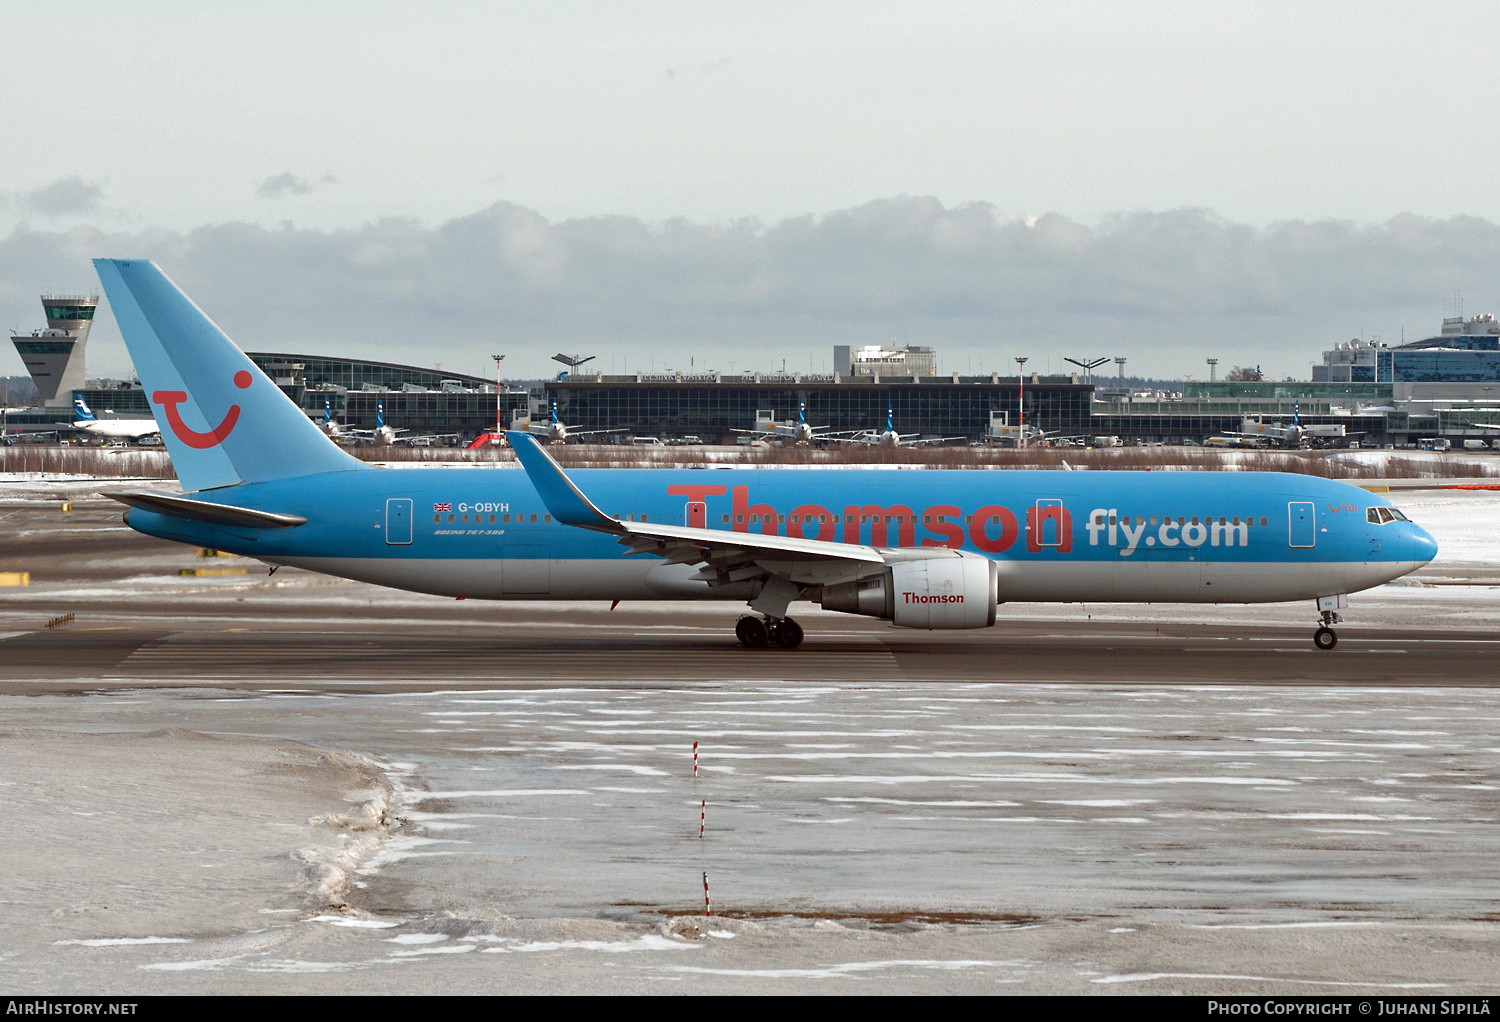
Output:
[
  {"xmin": 317, "ymin": 397, "xmax": 349, "ymax": 439},
  {"xmin": 829, "ymin": 406, "xmax": 965, "ymax": 448},
  {"xmin": 734, "ymin": 401, "xmax": 844, "ymax": 445},
  {"xmin": 520, "ymin": 400, "xmax": 625, "ymax": 444},
  {"xmin": 1228, "ymin": 406, "xmax": 1357, "ymax": 449},
  {"xmin": 73, "ymin": 396, "xmax": 161, "ymax": 441},
  {"xmin": 346, "ymin": 401, "xmax": 408, "ymax": 446},
  {"xmin": 95, "ymin": 260, "xmax": 1437, "ymax": 652}
]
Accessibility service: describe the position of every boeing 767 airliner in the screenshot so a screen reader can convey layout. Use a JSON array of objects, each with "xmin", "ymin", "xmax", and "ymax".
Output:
[{"xmin": 94, "ymin": 260, "xmax": 1436, "ymax": 651}]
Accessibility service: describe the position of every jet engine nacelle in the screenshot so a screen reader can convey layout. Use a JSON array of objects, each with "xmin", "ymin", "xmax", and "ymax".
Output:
[{"xmin": 817, "ymin": 551, "xmax": 998, "ymax": 629}]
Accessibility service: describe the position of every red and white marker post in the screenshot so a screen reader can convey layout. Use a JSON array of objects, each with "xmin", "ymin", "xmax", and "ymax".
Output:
[
  {"xmin": 700, "ymin": 799, "xmax": 705, "ymax": 838},
  {"xmin": 703, "ymin": 871, "xmax": 711, "ymax": 917},
  {"xmin": 693, "ymin": 741, "xmax": 698, "ymax": 776}
]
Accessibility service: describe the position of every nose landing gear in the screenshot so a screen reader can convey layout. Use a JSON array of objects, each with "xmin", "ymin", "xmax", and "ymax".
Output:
[{"xmin": 736, "ymin": 615, "xmax": 804, "ymax": 650}]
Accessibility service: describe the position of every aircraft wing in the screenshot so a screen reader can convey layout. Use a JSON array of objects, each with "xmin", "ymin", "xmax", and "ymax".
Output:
[
  {"xmin": 901, "ymin": 434, "xmax": 965, "ymax": 446},
  {"xmin": 506, "ymin": 431, "xmax": 887, "ymax": 591},
  {"xmin": 1466, "ymin": 422, "xmax": 1500, "ymax": 431}
]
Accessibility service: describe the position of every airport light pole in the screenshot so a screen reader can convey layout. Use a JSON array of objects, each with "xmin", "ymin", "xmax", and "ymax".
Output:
[
  {"xmin": 1206, "ymin": 358, "xmax": 1218, "ymax": 383},
  {"xmin": 1015, "ymin": 357, "xmax": 1029, "ymax": 449},
  {"xmin": 492, "ymin": 354, "xmax": 505, "ymax": 437}
]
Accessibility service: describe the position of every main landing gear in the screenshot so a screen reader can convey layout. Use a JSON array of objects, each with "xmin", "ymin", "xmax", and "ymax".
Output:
[{"xmin": 736, "ymin": 615, "xmax": 804, "ymax": 650}]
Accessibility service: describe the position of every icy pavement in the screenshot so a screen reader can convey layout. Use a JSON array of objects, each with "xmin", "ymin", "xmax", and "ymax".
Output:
[{"xmin": 3, "ymin": 682, "xmax": 1499, "ymax": 993}]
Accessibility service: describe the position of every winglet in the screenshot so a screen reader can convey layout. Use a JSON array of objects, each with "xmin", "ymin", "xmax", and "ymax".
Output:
[{"xmin": 506, "ymin": 431, "xmax": 620, "ymax": 531}]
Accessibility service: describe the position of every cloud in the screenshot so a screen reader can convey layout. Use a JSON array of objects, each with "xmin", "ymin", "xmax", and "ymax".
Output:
[
  {"xmin": 2, "ymin": 198, "xmax": 1498, "ymax": 380},
  {"xmin": 256, "ymin": 173, "xmax": 335, "ymax": 200},
  {"xmin": 20, "ymin": 176, "xmax": 105, "ymax": 216}
]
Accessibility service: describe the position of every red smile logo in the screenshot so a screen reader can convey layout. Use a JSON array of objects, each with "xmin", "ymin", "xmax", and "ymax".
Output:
[{"xmin": 153, "ymin": 370, "xmax": 252, "ymax": 449}]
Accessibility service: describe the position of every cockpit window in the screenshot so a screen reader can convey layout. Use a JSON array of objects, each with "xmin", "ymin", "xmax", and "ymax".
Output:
[
  {"xmin": 1367, "ymin": 508, "xmax": 1382, "ymax": 524},
  {"xmin": 1387, "ymin": 508, "xmax": 1409, "ymax": 522},
  {"xmin": 1368, "ymin": 507, "xmax": 1405, "ymax": 525}
]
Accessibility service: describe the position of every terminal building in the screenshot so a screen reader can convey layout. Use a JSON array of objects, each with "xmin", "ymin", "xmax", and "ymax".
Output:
[
  {"xmin": 5, "ymin": 293, "xmax": 1500, "ymax": 447},
  {"xmin": 833, "ymin": 344, "xmax": 938, "ymax": 378}
]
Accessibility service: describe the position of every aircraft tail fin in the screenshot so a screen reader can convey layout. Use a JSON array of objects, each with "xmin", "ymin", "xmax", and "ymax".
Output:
[
  {"xmin": 93, "ymin": 259, "xmax": 363, "ymax": 492},
  {"xmin": 73, "ymin": 395, "xmax": 95, "ymax": 421}
]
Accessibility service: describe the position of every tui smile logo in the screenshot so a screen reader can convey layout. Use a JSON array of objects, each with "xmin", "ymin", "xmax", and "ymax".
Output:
[{"xmin": 152, "ymin": 370, "xmax": 252, "ymax": 449}]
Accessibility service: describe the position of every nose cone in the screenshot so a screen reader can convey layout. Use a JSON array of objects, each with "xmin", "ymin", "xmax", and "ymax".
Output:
[{"xmin": 1401, "ymin": 522, "xmax": 1439, "ymax": 567}]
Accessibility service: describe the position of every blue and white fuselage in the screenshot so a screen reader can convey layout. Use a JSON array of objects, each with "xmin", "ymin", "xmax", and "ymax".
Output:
[
  {"xmin": 122, "ymin": 466, "xmax": 1433, "ymax": 607},
  {"xmin": 93, "ymin": 258, "xmax": 1436, "ymax": 650}
]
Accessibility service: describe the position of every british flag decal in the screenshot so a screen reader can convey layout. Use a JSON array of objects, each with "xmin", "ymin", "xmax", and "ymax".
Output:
[{"xmin": 434, "ymin": 502, "xmax": 452, "ymax": 512}]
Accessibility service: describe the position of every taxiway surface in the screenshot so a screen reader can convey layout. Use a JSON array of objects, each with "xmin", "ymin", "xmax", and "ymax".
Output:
[{"xmin": 2, "ymin": 490, "xmax": 1498, "ymax": 994}]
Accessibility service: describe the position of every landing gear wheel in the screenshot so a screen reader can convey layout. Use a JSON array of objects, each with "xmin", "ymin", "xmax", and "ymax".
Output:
[
  {"xmin": 1313, "ymin": 626, "xmax": 1338, "ymax": 651},
  {"xmin": 774, "ymin": 617, "xmax": 804, "ymax": 650},
  {"xmin": 736, "ymin": 616, "xmax": 769, "ymax": 648}
]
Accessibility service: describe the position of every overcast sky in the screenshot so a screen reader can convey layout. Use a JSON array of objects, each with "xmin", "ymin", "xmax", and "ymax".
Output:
[{"xmin": 3, "ymin": 1, "xmax": 1498, "ymax": 381}]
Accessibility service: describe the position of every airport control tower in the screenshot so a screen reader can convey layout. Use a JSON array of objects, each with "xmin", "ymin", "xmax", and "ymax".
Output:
[{"xmin": 11, "ymin": 293, "xmax": 99, "ymax": 407}]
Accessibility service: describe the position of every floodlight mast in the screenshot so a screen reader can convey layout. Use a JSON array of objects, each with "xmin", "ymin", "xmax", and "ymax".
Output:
[
  {"xmin": 1014, "ymin": 357, "xmax": 1029, "ymax": 449},
  {"xmin": 551, "ymin": 353, "xmax": 597, "ymax": 376},
  {"xmin": 492, "ymin": 354, "xmax": 505, "ymax": 435},
  {"xmin": 1063, "ymin": 356, "xmax": 1109, "ymax": 383}
]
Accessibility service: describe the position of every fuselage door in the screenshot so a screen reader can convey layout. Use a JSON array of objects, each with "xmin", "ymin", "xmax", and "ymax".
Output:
[
  {"xmin": 685, "ymin": 501, "xmax": 707, "ymax": 529},
  {"xmin": 1288, "ymin": 501, "xmax": 1315, "ymax": 548},
  {"xmin": 386, "ymin": 498, "xmax": 413, "ymax": 545},
  {"xmin": 1034, "ymin": 498, "xmax": 1065, "ymax": 547}
]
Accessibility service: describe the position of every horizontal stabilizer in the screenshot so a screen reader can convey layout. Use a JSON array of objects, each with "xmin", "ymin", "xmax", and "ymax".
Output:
[{"xmin": 107, "ymin": 489, "xmax": 307, "ymax": 529}]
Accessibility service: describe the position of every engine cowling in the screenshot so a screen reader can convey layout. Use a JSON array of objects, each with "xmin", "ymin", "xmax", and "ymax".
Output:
[{"xmin": 817, "ymin": 551, "xmax": 998, "ymax": 629}]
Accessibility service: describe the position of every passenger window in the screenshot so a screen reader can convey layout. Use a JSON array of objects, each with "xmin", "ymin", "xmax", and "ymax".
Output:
[
  {"xmin": 819, "ymin": 515, "xmax": 827, "ymax": 524},
  {"xmin": 503, "ymin": 513, "xmax": 510, "ymax": 523},
  {"xmin": 1178, "ymin": 516, "xmax": 1186, "ymax": 525},
  {"xmin": 639, "ymin": 514, "xmax": 646, "ymax": 522},
  {"xmin": 461, "ymin": 514, "xmax": 468, "ymax": 523},
  {"xmin": 447, "ymin": 514, "xmax": 455, "ymax": 523},
  {"xmin": 723, "ymin": 514, "xmax": 730, "ymax": 523},
  {"xmin": 433, "ymin": 514, "xmax": 440, "ymax": 523},
  {"xmin": 1108, "ymin": 514, "xmax": 1116, "ymax": 525},
  {"xmin": 1232, "ymin": 516, "xmax": 1240, "ymax": 525},
  {"xmin": 736, "ymin": 514, "xmax": 744, "ymax": 523},
  {"xmin": 489, "ymin": 514, "xmax": 496, "ymax": 523},
  {"xmin": 1150, "ymin": 516, "xmax": 1158, "ymax": 526},
  {"xmin": 544, "ymin": 514, "xmax": 552, "ymax": 523},
  {"xmin": 1259, "ymin": 517, "xmax": 1267, "ymax": 527},
  {"xmin": 1190, "ymin": 517, "xmax": 1199, "ymax": 525},
  {"xmin": 530, "ymin": 513, "xmax": 537, "ymax": 523}
]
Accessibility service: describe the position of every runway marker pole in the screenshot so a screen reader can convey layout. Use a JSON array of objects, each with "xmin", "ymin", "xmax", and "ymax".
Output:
[
  {"xmin": 703, "ymin": 871, "xmax": 711, "ymax": 917},
  {"xmin": 693, "ymin": 741, "xmax": 698, "ymax": 776},
  {"xmin": 701, "ymin": 799, "xmax": 705, "ymax": 838}
]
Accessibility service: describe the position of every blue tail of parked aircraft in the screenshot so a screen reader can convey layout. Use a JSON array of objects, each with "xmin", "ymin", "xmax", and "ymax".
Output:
[
  {"xmin": 93, "ymin": 259, "xmax": 361, "ymax": 492},
  {"xmin": 73, "ymin": 395, "xmax": 95, "ymax": 421}
]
